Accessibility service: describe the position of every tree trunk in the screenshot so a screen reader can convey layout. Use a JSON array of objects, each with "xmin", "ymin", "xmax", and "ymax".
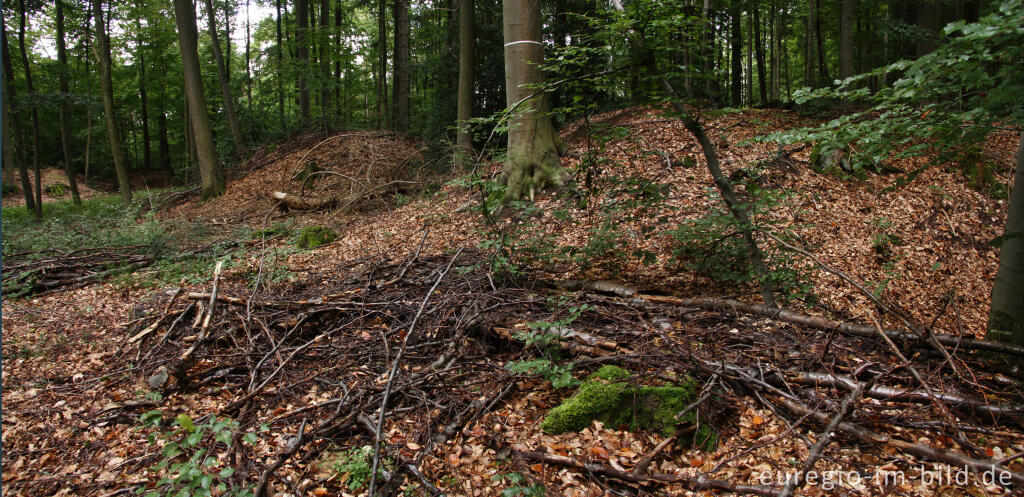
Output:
[
  {"xmin": 770, "ymin": 2, "xmax": 780, "ymax": 102},
  {"xmin": 276, "ymin": 0, "xmax": 285, "ymax": 127},
  {"xmin": 752, "ymin": 0, "xmax": 767, "ymax": 105},
  {"xmin": 134, "ymin": 15, "xmax": 152, "ymax": 171},
  {"xmin": 56, "ymin": 0, "xmax": 82, "ymax": 204},
  {"xmin": 243, "ymin": 0, "xmax": 251, "ymax": 110},
  {"xmin": 838, "ymin": 0, "xmax": 854, "ymax": 79},
  {"xmin": 987, "ymin": 136, "xmax": 1024, "ymax": 347},
  {"xmin": 701, "ymin": 0, "xmax": 719, "ymax": 107},
  {"xmin": 174, "ymin": 0, "xmax": 226, "ymax": 200},
  {"xmin": 204, "ymin": 0, "xmax": 245, "ymax": 155},
  {"xmin": 393, "ymin": 0, "xmax": 410, "ymax": 132},
  {"xmin": 319, "ymin": 0, "xmax": 331, "ymax": 130},
  {"xmin": 84, "ymin": 25, "xmax": 92, "ymax": 187},
  {"xmin": 805, "ymin": 0, "xmax": 814, "ymax": 86},
  {"xmin": 376, "ymin": 0, "xmax": 387, "ymax": 129},
  {"xmin": 745, "ymin": 9, "xmax": 753, "ymax": 105},
  {"xmin": 92, "ymin": 0, "xmax": 133, "ymax": 206},
  {"xmin": 296, "ymin": 0, "xmax": 311, "ymax": 122},
  {"xmin": 730, "ymin": 0, "xmax": 742, "ymax": 106},
  {"xmin": 500, "ymin": 0, "xmax": 563, "ymax": 201},
  {"xmin": 158, "ymin": 111, "xmax": 171, "ymax": 171},
  {"xmin": 456, "ymin": 0, "xmax": 474, "ymax": 164},
  {"xmin": 18, "ymin": 0, "xmax": 42, "ymax": 219},
  {"xmin": 2, "ymin": 22, "xmax": 34, "ymax": 210},
  {"xmin": 2, "ymin": 87, "xmax": 18, "ymax": 190},
  {"xmin": 814, "ymin": 0, "xmax": 829, "ymax": 84}
]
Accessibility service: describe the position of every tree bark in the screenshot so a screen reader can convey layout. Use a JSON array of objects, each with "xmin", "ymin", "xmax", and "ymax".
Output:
[
  {"xmin": 814, "ymin": 0, "xmax": 829, "ymax": 84},
  {"xmin": 245, "ymin": 0, "xmax": 253, "ymax": 111},
  {"xmin": 456, "ymin": 0, "xmax": 474, "ymax": 164},
  {"xmin": 376, "ymin": 0, "xmax": 387, "ymax": 129},
  {"xmin": 752, "ymin": 0, "xmax": 767, "ymax": 105},
  {"xmin": 701, "ymin": 0, "xmax": 719, "ymax": 107},
  {"xmin": 18, "ymin": 0, "xmax": 42, "ymax": 219},
  {"xmin": 174, "ymin": 0, "xmax": 226, "ymax": 200},
  {"xmin": 2, "ymin": 17, "xmax": 34, "ymax": 209},
  {"xmin": 987, "ymin": 136, "xmax": 1024, "ymax": 347},
  {"xmin": 92, "ymin": 0, "xmax": 133, "ymax": 206},
  {"xmin": 276, "ymin": 0, "xmax": 285, "ymax": 127},
  {"xmin": 204, "ymin": 0, "xmax": 245, "ymax": 155},
  {"xmin": 730, "ymin": 0, "xmax": 742, "ymax": 106},
  {"xmin": 770, "ymin": 2, "xmax": 780, "ymax": 102},
  {"xmin": 56, "ymin": 0, "xmax": 82, "ymax": 204},
  {"xmin": 839, "ymin": 0, "xmax": 854, "ymax": 79},
  {"xmin": 134, "ymin": 14, "xmax": 152, "ymax": 171},
  {"xmin": 158, "ymin": 111, "xmax": 171, "ymax": 171},
  {"xmin": 393, "ymin": 0, "xmax": 410, "ymax": 132},
  {"xmin": 319, "ymin": 0, "xmax": 332, "ymax": 130},
  {"xmin": 297, "ymin": 0, "xmax": 311, "ymax": 122},
  {"xmin": 500, "ymin": 0, "xmax": 564, "ymax": 202}
]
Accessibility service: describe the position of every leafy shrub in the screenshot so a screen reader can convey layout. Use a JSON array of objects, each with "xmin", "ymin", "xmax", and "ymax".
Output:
[
  {"xmin": 45, "ymin": 184, "xmax": 69, "ymax": 196},
  {"xmin": 137, "ymin": 412, "xmax": 261, "ymax": 497},
  {"xmin": 329, "ymin": 445, "xmax": 391, "ymax": 491}
]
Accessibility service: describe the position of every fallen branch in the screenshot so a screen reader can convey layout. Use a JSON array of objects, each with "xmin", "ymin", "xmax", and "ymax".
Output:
[{"xmin": 516, "ymin": 450, "xmax": 781, "ymax": 497}]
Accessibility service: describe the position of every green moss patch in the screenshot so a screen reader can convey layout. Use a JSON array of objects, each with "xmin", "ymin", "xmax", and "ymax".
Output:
[
  {"xmin": 541, "ymin": 366, "xmax": 716, "ymax": 450},
  {"xmin": 297, "ymin": 226, "xmax": 337, "ymax": 249}
]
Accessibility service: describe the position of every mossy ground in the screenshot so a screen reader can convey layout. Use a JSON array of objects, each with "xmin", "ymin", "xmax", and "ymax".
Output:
[
  {"xmin": 297, "ymin": 226, "xmax": 337, "ymax": 249},
  {"xmin": 541, "ymin": 365, "xmax": 717, "ymax": 450}
]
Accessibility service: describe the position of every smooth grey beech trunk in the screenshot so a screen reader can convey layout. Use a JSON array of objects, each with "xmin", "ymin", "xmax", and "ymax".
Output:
[
  {"xmin": 92, "ymin": 0, "xmax": 133, "ymax": 206},
  {"xmin": 500, "ymin": 0, "xmax": 563, "ymax": 201},
  {"xmin": 987, "ymin": 136, "xmax": 1024, "ymax": 347}
]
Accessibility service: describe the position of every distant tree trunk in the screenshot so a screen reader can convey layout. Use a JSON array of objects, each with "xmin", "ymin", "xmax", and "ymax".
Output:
[
  {"xmin": 838, "ymin": 0, "xmax": 854, "ymax": 79},
  {"xmin": 296, "ymin": 0, "xmax": 311, "ymax": 122},
  {"xmin": 223, "ymin": 1, "xmax": 232, "ymax": 82},
  {"xmin": 158, "ymin": 111, "xmax": 171, "ymax": 171},
  {"xmin": 987, "ymin": 136, "xmax": 1024, "ymax": 347},
  {"xmin": 56, "ymin": 0, "xmax": 82, "ymax": 204},
  {"xmin": 500, "ymin": 0, "xmax": 563, "ymax": 201},
  {"xmin": 319, "ymin": 0, "xmax": 332, "ymax": 130},
  {"xmin": 392, "ymin": 0, "xmax": 410, "ymax": 132},
  {"xmin": 2, "ymin": 88, "xmax": 18, "ymax": 190},
  {"xmin": 84, "ymin": 22, "xmax": 93, "ymax": 186},
  {"xmin": 701, "ymin": 0, "xmax": 719, "ymax": 107},
  {"xmin": 335, "ymin": 2, "xmax": 343, "ymax": 123},
  {"xmin": 174, "ymin": 0, "xmax": 226, "ymax": 199},
  {"xmin": 18, "ymin": 0, "xmax": 42, "ymax": 219},
  {"xmin": 805, "ymin": 0, "xmax": 814, "ymax": 86},
  {"xmin": 376, "ymin": 0, "xmax": 387, "ymax": 129},
  {"xmin": 456, "ymin": 0, "xmax": 474, "ymax": 163},
  {"xmin": 92, "ymin": 0, "xmax": 132, "ymax": 206},
  {"xmin": 730, "ymin": 0, "xmax": 742, "ymax": 106},
  {"xmin": 134, "ymin": 15, "xmax": 152, "ymax": 171},
  {"xmin": 745, "ymin": 9, "xmax": 753, "ymax": 105},
  {"xmin": 1, "ymin": 30, "xmax": 32, "ymax": 208},
  {"xmin": 770, "ymin": 2, "xmax": 780, "ymax": 101},
  {"xmin": 245, "ymin": 0, "xmax": 253, "ymax": 111},
  {"xmin": 752, "ymin": 0, "xmax": 767, "ymax": 105},
  {"xmin": 814, "ymin": 0, "xmax": 829, "ymax": 84},
  {"xmin": 204, "ymin": 0, "xmax": 245, "ymax": 155},
  {"xmin": 276, "ymin": 0, "xmax": 285, "ymax": 127},
  {"xmin": 915, "ymin": 0, "xmax": 941, "ymax": 57}
]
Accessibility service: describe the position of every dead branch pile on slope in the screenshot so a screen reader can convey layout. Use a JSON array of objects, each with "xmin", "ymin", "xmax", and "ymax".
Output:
[
  {"xmin": 9, "ymin": 245, "xmax": 1022, "ymax": 496},
  {"xmin": 165, "ymin": 131, "xmax": 434, "ymax": 223}
]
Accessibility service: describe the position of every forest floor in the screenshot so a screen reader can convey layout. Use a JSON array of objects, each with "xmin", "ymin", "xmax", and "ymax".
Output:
[{"xmin": 2, "ymin": 106, "xmax": 1022, "ymax": 497}]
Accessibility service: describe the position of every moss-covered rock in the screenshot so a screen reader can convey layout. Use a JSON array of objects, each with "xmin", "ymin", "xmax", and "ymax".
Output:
[
  {"xmin": 297, "ymin": 226, "xmax": 337, "ymax": 249},
  {"xmin": 541, "ymin": 366, "xmax": 717, "ymax": 450}
]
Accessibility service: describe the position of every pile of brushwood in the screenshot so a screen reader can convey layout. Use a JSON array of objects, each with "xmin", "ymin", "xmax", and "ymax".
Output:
[
  {"xmin": 75, "ymin": 246, "xmax": 1024, "ymax": 496},
  {"xmin": 1, "ymin": 247, "xmax": 158, "ymax": 298}
]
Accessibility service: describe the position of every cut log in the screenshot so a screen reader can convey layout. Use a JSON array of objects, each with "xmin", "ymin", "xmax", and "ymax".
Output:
[{"xmin": 269, "ymin": 190, "xmax": 338, "ymax": 210}]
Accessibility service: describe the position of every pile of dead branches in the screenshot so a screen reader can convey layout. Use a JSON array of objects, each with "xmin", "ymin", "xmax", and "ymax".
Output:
[
  {"xmin": 2, "ymin": 247, "xmax": 156, "ymax": 298},
  {"xmin": 94, "ymin": 248, "xmax": 1024, "ymax": 496},
  {"xmin": 268, "ymin": 131, "xmax": 429, "ymax": 213}
]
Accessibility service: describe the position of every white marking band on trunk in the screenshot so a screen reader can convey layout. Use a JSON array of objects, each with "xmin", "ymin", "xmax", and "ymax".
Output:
[{"xmin": 503, "ymin": 40, "xmax": 543, "ymax": 47}]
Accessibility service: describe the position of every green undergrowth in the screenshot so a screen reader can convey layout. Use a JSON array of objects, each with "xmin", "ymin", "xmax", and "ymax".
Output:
[
  {"xmin": 296, "ymin": 225, "xmax": 337, "ymax": 249},
  {"xmin": 541, "ymin": 366, "xmax": 717, "ymax": 450}
]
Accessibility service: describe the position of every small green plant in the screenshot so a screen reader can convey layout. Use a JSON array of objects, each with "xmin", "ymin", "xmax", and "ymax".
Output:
[
  {"xmin": 296, "ymin": 226, "xmax": 337, "ymax": 249},
  {"xmin": 330, "ymin": 445, "xmax": 391, "ymax": 491},
  {"xmin": 2, "ymin": 182, "xmax": 19, "ymax": 194},
  {"xmin": 137, "ymin": 412, "xmax": 261, "ymax": 497},
  {"xmin": 45, "ymin": 183, "xmax": 68, "ymax": 196},
  {"xmin": 393, "ymin": 192, "xmax": 410, "ymax": 207},
  {"xmin": 492, "ymin": 472, "xmax": 546, "ymax": 497},
  {"xmin": 506, "ymin": 298, "xmax": 591, "ymax": 389}
]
